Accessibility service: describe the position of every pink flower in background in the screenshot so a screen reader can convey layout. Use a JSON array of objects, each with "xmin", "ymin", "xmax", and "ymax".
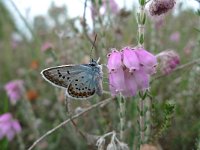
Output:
[
  {"xmin": 170, "ymin": 32, "xmax": 180, "ymax": 42},
  {"xmin": 0, "ymin": 113, "xmax": 22, "ymax": 141},
  {"xmin": 156, "ymin": 50, "xmax": 180, "ymax": 74},
  {"xmin": 41, "ymin": 41, "xmax": 53, "ymax": 52},
  {"xmin": 149, "ymin": 0, "xmax": 176, "ymax": 16},
  {"xmin": 4, "ymin": 80, "xmax": 24, "ymax": 105},
  {"xmin": 102, "ymin": 0, "xmax": 119, "ymax": 14},
  {"xmin": 184, "ymin": 40, "xmax": 195, "ymax": 55},
  {"xmin": 107, "ymin": 47, "xmax": 157, "ymax": 97}
]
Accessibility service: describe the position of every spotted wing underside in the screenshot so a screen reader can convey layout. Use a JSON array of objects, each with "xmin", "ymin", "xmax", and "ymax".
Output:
[
  {"xmin": 41, "ymin": 65, "xmax": 86, "ymax": 89},
  {"xmin": 66, "ymin": 72, "xmax": 96, "ymax": 99}
]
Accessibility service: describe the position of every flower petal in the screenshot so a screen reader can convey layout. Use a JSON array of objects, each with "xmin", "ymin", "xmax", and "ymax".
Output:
[
  {"xmin": 135, "ymin": 49, "xmax": 157, "ymax": 68},
  {"xmin": 109, "ymin": 67, "xmax": 126, "ymax": 95},
  {"xmin": 134, "ymin": 70, "xmax": 150, "ymax": 91},
  {"xmin": 0, "ymin": 113, "xmax": 12, "ymax": 122},
  {"xmin": 122, "ymin": 47, "xmax": 139, "ymax": 72},
  {"xmin": 121, "ymin": 70, "xmax": 138, "ymax": 97},
  {"xmin": 12, "ymin": 120, "xmax": 22, "ymax": 133},
  {"xmin": 107, "ymin": 49, "xmax": 122, "ymax": 72}
]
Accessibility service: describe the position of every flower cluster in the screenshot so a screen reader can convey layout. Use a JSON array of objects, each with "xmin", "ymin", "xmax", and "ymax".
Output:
[
  {"xmin": 4, "ymin": 80, "xmax": 24, "ymax": 105},
  {"xmin": 0, "ymin": 113, "xmax": 21, "ymax": 141},
  {"xmin": 107, "ymin": 47, "xmax": 157, "ymax": 97},
  {"xmin": 156, "ymin": 50, "xmax": 180, "ymax": 74},
  {"xmin": 149, "ymin": 0, "xmax": 176, "ymax": 16}
]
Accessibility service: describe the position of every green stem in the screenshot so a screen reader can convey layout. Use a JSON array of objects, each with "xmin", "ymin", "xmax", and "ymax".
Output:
[
  {"xmin": 137, "ymin": 0, "xmax": 147, "ymax": 147},
  {"xmin": 118, "ymin": 94, "xmax": 126, "ymax": 141}
]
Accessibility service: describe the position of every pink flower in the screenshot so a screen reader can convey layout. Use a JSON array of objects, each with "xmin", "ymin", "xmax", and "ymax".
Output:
[
  {"xmin": 102, "ymin": 0, "xmax": 119, "ymax": 14},
  {"xmin": 4, "ymin": 80, "xmax": 24, "ymax": 105},
  {"xmin": 0, "ymin": 113, "xmax": 22, "ymax": 141},
  {"xmin": 135, "ymin": 49, "xmax": 157, "ymax": 75},
  {"xmin": 107, "ymin": 47, "xmax": 157, "ymax": 97},
  {"xmin": 122, "ymin": 47, "xmax": 139, "ymax": 72},
  {"xmin": 169, "ymin": 32, "xmax": 180, "ymax": 42},
  {"xmin": 149, "ymin": 0, "xmax": 176, "ymax": 16},
  {"xmin": 41, "ymin": 42, "xmax": 53, "ymax": 52},
  {"xmin": 156, "ymin": 50, "xmax": 180, "ymax": 74},
  {"xmin": 107, "ymin": 49, "xmax": 122, "ymax": 72}
]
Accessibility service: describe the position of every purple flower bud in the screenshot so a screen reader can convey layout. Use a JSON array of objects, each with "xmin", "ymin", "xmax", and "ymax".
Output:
[
  {"xmin": 149, "ymin": 0, "xmax": 176, "ymax": 16},
  {"xmin": 156, "ymin": 50, "xmax": 180, "ymax": 74}
]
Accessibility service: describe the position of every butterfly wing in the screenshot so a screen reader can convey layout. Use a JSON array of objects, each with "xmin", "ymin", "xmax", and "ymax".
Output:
[
  {"xmin": 66, "ymin": 65, "xmax": 103, "ymax": 99},
  {"xmin": 41, "ymin": 65, "xmax": 88, "ymax": 89}
]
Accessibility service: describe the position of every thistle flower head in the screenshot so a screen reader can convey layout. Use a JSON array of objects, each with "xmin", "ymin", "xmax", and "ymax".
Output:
[{"xmin": 149, "ymin": 0, "xmax": 176, "ymax": 16}]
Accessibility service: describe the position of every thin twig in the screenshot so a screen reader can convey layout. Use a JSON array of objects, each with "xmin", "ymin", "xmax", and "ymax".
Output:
[{"xmin": 28, "ymin": 98, "xmax": 114, "ymax": 150}]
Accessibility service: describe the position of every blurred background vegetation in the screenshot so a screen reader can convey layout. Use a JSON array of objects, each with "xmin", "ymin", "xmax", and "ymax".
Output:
[{"xmin": 0, "ymin": 0, "xmax": 200, "ymax": 150}]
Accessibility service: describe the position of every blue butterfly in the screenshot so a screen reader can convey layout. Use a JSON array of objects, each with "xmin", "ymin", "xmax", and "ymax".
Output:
[{"xmin": 41, "ymin": 59, "xmax": 103, "ymax": 100}]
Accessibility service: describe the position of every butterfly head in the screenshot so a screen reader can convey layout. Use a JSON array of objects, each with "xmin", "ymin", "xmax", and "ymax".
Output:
[{"xmin": 90, "ymin": 58, "xmax": 100, "ymax": 65}]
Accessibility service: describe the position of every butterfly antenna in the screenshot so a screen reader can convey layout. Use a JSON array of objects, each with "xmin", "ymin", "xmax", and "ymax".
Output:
[{"xmin": 90, "ymin": 33, "xmax": 98, "ymax": 62}]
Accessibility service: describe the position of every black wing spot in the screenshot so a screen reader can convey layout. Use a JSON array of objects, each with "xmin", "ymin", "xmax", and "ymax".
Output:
[
  {"xmin": 75, "ymin": 84, "xmax": 77, "ymax": 86},
  {"xmin": 59, "ymin": 75, "xmax": 62, "ymax": 77},
  {"xmin": 67, "ymin": 77, "xmax": 70, "ymax": 80},
  {"xmin": 67, "ymin": 71, "xmax": 70, "ymax": 74},
  {"xmin": 81, "ymin": 76, "xmax": 84, "ymax": 78},
  {"xmin": 89, "ymin": 64, "xmax": 95, "ymax": 66},
  {"xmin": 62, "ymin": 76, "xmax": 65, "ymax": 79},
  {"xmin": 85, "ymin": 87, "xmax": 87, "ymax": 89},
  {"xmin": 88, "ymin": 89, "xmax": 91, "ymax": 91},
  {"xmin": 75, "ymin": 79, "xmax": 78, "ymax": 81}
]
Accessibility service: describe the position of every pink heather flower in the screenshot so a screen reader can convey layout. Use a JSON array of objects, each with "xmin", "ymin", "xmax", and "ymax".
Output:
[
  {"xmin": 102, "ymin": 0, "xmax": 119, "ymax": 14},
  {"xmin": 41, "ymin": 41, "xmax": 53, "ymax": 52},
  {"xmin": 169, "ymin": 32, "xmax": 180, "ymax": 42},
  {"xmin": 107, "ymin": 49, "xmax": 122, "ymax": 72},
  {"xmin": 149, "ymin": 0, "xmax": 176, "ymax": 16},
  {"xmin": 135, "ymin": 48, "xmax": 157, "ymax": 75},
  {"xmin": 107, "ymin": 47, "xmax": 157, "ymax": 97},
  {"xmin": 4, "ymin": 80, "xmax": 24, "ymax": 105},
  {"xmin": 156, "ymin": 50, "xmax": 180, "ymax": 74},
  {"xmin": 0, "ymin": 113, "xmax": 22, "ymax": 141},
  {"xmin": 122, "ymin": 47, "xmax": 139, "ymax": 72}
]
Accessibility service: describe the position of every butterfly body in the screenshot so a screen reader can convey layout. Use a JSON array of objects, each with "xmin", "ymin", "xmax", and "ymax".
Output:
[{"xmin": 41, "ymin": 60, "xmax": 103, "ymax": 100}]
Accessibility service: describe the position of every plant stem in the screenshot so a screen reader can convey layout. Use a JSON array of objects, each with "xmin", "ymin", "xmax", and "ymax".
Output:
[
  {"xmin": 118, "ymin": 94, "xmax": 126, "ymax": 141},
  {"xmin": 137, "ymin": 0, "xmax": 147, "ymax": 147},
  {"xmin": 28, "ymin": 97, "xmax": 113, "ymax": 150}
]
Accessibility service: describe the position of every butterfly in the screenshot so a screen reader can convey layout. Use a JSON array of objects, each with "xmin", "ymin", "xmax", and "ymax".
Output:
[{"xmin": 41, "ymin": 59, "xmax": 103, "ymax": 100}]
